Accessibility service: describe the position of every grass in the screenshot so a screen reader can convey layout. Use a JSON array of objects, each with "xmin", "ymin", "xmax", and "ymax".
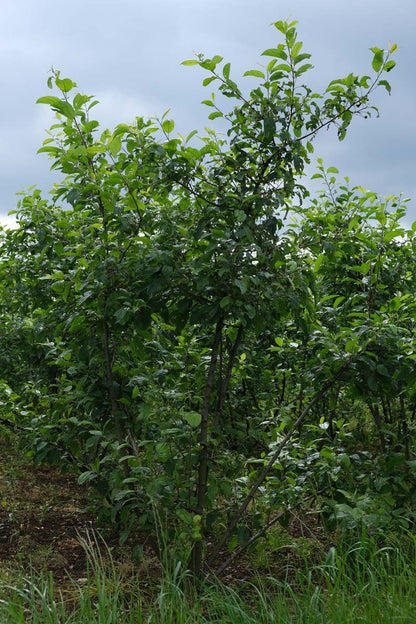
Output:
[{"xmin": 0, "ymin": 531, "xmax": 416, "ymax": 623}]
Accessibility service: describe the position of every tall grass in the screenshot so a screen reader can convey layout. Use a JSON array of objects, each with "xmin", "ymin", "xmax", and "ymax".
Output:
[{"xmin": 0, "ymin": 531, "xmax": 415, "ymax": 623}]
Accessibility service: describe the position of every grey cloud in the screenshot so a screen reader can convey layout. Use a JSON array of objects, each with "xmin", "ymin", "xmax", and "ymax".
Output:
[{"xmin": 0, "ymin": 0, "xmax": 414, "ymax": 224}]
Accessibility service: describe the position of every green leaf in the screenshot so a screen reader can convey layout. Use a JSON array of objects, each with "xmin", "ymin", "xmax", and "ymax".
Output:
[
  {"xmin": 359, "ymin": 75, "xmax": 371, "ymax": 88},
  {"xmin": 349, "ymin": 262, "xmax": 371, "ymax": 275},
  {"xmin": 228, "ymin": 535, "xmax": 238, "ymax": 552},
  {"xmin": 36, "ymin": 95, "xmax": 64, "ymax": 107},
  {"xmin": 333, "ymin": 296, "xmax": 345, "ymax": 308},
  {"xmin": 270, "ymin": 63, "xmax": 292, "ymax": 73},
  {"xmin": 296, "ymin": 63, "xmax": 313, "ymax": 75},
  {"xmin": 273, "ymin": 19, "xmax": 294, "ymax": 34},
  {"xmin": 234, "ymin": 278, "xmax": 248, "ymax": 294},
  {"xmin": 383, "ymin": 60, "xmax": 396, "ymax": 72},
  {"xmin": 313, "ymin": 253, "xmax": 325, "ymax": 272},
  {"xmin": 371, "ymin": 48, "xmax": 384, "ymax": 72},
  {"xmin": 261, "ymin": 46, "xmax": 287, "ymax": 60},
  {"xmin": 55, "ymin": 77, "xmax": 77, "ymax": 93},
  {"xmin": 185, "ymin": 129, "xmax": 198, "ymax": 142},
  {"xmin": 37, "ymin": 146, "xmax": 62, "ymax": 155},
  {"xmin": 267, "ymin": 59, "xmax": 277, "ymax": 72},
  {"xmin": 379, "ymin": 79, "xmax": 391, "ymax": 95},
  {"xmin": 182, "ymin": 59, "xmax": 199, "ymax": 66},
  {"xmin": 376, "ymin": 364, "xmax": 389, "ymax": 377},
  {"xmin": 234, "ymin": 209, "xmax": 246, "ymax": 223},
  {"xmin": 339, "ymin": 454, "xmax": 351, "ymax": 469},
  {"xmin": 222, "ymin": 62, "xmax": 231, "ymax": 79},
  {"xmin": 50, "ymin": 271, "xmax": 65, "ymax": 280},
  {"xmin": 162, "ymin": 119, "xmax": 175, "ymax": 134},
  {"xmin": 384, "ymin": 230, "xmax": 402, "ymax": 242},
  {"xmin": 243, "ymin": 69, "xmax": 265, "ymax": 79},
  {"xmin": 220, "ymin": 296, "xmax": 233, "ymax": 309},
  {"xmin": 246, "ymin": 305, "xmax": 255, "ymax": 319},
  {"xmin": 36, "ymin": 96, "xmax": 75, "ymax": 119},
  {"xmin": 73, "ymin": 93, "xmax": 92, "ymax": 109},
  {"xmin": 345, "ymin": 340, "xmax": 357, "ymax": 354},
  {"xmin": 376, "ymin": 210, "xmax": 387, "ymax": 225},
  {"xmin": 208, "ymin": 111, "xmax": 224, "ymax": 120},
  {"xmin": 182, "ymin": 411, "xmax": 202, "ymax": 427},
  {"xmin": 78, "ymin": 471, "xmax": 96, "ymax": 485},
  {"xmin": 237, "ymin": 525, "xmax": 251, "ymax": 546},
  {"xmin": 66, "ymin": 188, "xmax": 81, "ymax": 206},
  {"xmin": 108, "ymin": 134, "xmax": 122, "ymax": 157},
  {"xmin": 202, "ymin": 76, "xmax": 217, "ymax": 87},
  {"xmin": 156, "ymin": 442, "xmax": 170, "ymax": 461},
  {"xmin": 149, "ymin": 144, "xmax": 166, "ymax": 158},
  {"xmin": 341, "ymin": 110, "xmax": 352, "ymax": 125},
  {"xmin": 263, "ymin": 116, "xmax": 276, "ymax": 141},
  {"xmin": 291, "ymin": 41, "xmax": 303, "ymax": 59},
  {"xmin": 114, "ymin": 308, "xmax": 129, "ymax": 325},
  {"xmin": 293, "ymin": 53, "xmax": 311, "ymax": 65},
  {"xmin": 337, "ymin": 127, "xmax": 347, "ymax": 141},
  {"xmin": 176, "ymin": 508, "xmax": 193, "ymax": 524}
]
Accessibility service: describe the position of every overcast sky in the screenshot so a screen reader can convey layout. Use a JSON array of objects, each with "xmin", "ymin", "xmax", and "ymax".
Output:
[{"xmin": 1, "ymin": 0, "xmax": 414, "ymax": 228}]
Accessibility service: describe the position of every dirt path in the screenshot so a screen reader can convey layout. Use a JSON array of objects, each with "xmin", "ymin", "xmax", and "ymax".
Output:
[{"xmin": 0, "ymin": 436, "xmax": 99, "ymax": 582}]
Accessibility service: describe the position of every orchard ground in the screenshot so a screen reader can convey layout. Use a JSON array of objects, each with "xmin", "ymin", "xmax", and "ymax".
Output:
[{"xmin": 0, "ymin": 431, "xmax": 331, "ymax": 597}]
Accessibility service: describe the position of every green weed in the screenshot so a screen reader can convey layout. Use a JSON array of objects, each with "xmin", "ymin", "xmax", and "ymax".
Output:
[{"xmin": 0, "ymin": 530, "xmax": 415, "ymax": 623}]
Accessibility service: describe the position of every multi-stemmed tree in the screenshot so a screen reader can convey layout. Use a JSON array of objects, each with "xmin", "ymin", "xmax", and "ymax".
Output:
[{"xmin": 0, "ymin": 20, "xmax": 405, "ymax": 577}]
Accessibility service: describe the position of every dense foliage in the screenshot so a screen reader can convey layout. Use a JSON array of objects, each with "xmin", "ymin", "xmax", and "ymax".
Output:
[{"xmin": 0, "ymin": 20, "xmax": 412, "ymax": 578}]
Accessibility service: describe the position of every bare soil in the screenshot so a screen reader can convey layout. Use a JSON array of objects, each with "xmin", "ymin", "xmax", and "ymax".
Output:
[
  {"xmin": 0, "ymin": 435, "xmax": 162, "ymax": 593},
  {"xmin": 0, "ymin": 439, "xmax": 96, "ymax": 579}
]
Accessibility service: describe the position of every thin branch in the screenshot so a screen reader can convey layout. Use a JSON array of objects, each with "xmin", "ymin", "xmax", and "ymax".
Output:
[
  {"xmin": 212, "ymin": 486, "xmax": 329, "ymax": 577},
  {"xmin": 214, "ymin": 324, "xmax": 244, "ymax": 428},
  {"xmin": 205, "ymin": 365, "xmax": 348, "ymax": 571},
  {"xmin": 191, "ymin": 317, "xmax": 224, "ymax": 576},
  {"xmin": 298, "ymin": 67, "xmax": 384, "ymax": 143}
]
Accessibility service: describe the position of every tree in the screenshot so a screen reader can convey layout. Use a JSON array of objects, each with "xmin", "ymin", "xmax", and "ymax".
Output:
[{"xmin": 0, "ymin": 19, "xmax": 400, "ymax": 578}]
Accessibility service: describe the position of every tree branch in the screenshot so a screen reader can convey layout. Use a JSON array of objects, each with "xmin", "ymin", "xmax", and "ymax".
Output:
[{"xmin": 205, "ymin": 366, "xmax": 347, "ymax": 571}]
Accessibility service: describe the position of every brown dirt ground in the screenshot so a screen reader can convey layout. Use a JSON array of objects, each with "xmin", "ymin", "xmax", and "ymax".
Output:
[{"xmin": 0, "ymin": 435, "xmax": 160, "ymax": 596}]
